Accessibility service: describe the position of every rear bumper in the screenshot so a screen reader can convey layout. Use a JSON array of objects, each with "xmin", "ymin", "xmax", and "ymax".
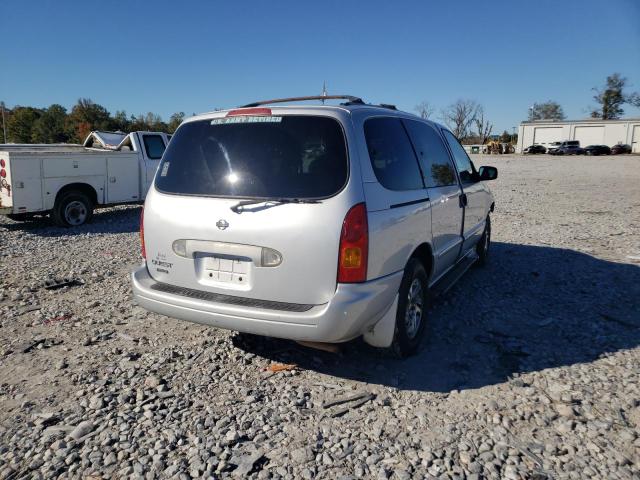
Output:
[{"xmin": 131, "ymin": 266, "xmax": 403, "ymax": 343}]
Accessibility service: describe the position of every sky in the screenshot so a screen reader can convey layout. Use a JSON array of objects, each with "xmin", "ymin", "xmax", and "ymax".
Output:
[{"xmin": 2, "ymin": 0, "xmax": 640, "ymax": 133}]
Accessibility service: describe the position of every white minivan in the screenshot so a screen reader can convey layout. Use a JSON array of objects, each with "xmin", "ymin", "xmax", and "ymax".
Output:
[{"xmin": 132, "ymin": 96, "xmax": 497, "ymax": 356}]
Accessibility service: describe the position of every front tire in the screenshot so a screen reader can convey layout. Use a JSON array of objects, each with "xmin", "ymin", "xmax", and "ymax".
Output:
[
  {"xmin": 52, "ymin": 191, "xmax": 93, "ymax": 227},
  {"xmin": 390, "ymin": 258, "xmax": 429, "ymax": 358}
]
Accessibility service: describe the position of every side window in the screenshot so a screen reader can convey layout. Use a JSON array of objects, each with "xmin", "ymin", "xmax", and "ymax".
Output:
[
  {"xmin": 143, "ymin": 135, "xmax": 166, "ymax": 160},
  {"xmin": 442, "ymin": 130, "xmax": 474, "ymax": 183},
  {"xmin": 363, "ymin": 117, "xmax": 424, "ymax": 191},
  {"xmin": 403, "ymin": 120, "xmax": 457, "ymax": 188}
]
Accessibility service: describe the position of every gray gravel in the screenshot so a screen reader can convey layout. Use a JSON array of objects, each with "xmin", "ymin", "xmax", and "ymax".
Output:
[{"xmin": 1, "ymin": 154, "xmax": 639, "ymax": 479}]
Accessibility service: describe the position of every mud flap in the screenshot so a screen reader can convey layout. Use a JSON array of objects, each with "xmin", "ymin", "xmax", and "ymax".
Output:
[{"xmin": 362, "ymin": 294, "xmax": 398, "ymax": 348}]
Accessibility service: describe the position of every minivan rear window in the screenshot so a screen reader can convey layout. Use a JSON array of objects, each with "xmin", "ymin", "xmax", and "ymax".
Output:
[{"xmin": 155, "ymin": 115, "xmax": 348, "ymax": 199}]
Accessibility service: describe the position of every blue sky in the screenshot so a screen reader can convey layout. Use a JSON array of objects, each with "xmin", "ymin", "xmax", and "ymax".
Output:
[{"xmin": 2, "ymin": 0, "xmax": 640, "ymax": 133}]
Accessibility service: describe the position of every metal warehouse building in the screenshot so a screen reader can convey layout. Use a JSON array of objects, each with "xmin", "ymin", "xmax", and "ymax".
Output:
[{"xmin": 516, "ymin": 118, "xmax": 640, "ymax": 153}]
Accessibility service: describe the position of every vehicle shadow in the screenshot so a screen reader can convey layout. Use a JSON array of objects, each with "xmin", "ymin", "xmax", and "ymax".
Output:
[
  {"xmin": 233, "ymin": 242, "xmax": 640, "ymax": 393},
  {"xmin": 0, "ymin": 205, "xmax": 141, "ymax": 237}
]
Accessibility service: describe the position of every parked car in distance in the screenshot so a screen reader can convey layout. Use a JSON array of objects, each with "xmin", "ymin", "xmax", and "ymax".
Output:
[
  {"xmin": 549, "ymin": 141, "xmax": 582, "ymax": 155},
  {"xmin": 548, "ymin": 140, "xmax": 580, "ymax": 154},
  {"xmin": 583, "ymin": 145, "xmax": 611, "ymax": 156},
  {"xmin": 553, "ymin": 144, "xmax": 585, "ymax": 155},
  {"xmin": 611, "ymin": 144, "xmax": 632, "ymax": 154},
  {"xmin": 546, "ymin": 141, "xmax": 562, "ymax": 154},
  {"xmin": 523, "ymin": 144, "xmax": 546, "ymax": 154},
  {"xmin": 132, "ymin": 95, "xmax": 498, "ymax": 357}
]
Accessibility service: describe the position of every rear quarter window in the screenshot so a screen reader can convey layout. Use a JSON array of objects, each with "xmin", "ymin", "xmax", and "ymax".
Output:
[{"xmin": 363, "ymin": 117, "xmax": 424, "ymax": 191}]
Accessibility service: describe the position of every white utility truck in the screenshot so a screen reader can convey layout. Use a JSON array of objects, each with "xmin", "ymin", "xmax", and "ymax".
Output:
[{"xmin": 0, "ymin": 131, "xmax": 170, "ymax": 226}]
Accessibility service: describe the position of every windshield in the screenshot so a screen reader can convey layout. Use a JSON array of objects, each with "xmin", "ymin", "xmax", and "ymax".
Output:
[{"xmin": 155, "ymin": 115, "xmax": 348, "ymax": 199}]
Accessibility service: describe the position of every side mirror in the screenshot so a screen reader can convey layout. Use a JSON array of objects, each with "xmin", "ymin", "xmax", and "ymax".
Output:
[{"xmin": 478, "ymin": 166, "xmax": 498, "ymax": 181}]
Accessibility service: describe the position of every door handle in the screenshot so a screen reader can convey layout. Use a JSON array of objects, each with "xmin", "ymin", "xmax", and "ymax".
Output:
[{"xmin": 459, "ymin": 193, "xmax": 468, "ymax": 208}]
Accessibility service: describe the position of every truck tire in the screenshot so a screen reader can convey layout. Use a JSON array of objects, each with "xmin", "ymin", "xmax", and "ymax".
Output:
[
  {"xmin": 52, "ymin": 191, "xmax": 94, "ymax": 227},
  {"xmin": 390, "ymin": 258, "xmax": 430, "ymax": 358},
  {"xmin": 476, "ymin": 215, "xmax": 491, "ymax": 266}
]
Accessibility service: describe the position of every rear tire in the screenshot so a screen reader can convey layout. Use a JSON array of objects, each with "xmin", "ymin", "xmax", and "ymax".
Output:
[
  {"xmin": 390, "ymin": 258, "xmax": 429, "ymax": 358},
  {"xmin": 476, "ymin": 215, "xmax": 491, "ymax": 266},
  {"xmin": 52, "ymin": 191, "xmax": 93, "ymax": 227}
]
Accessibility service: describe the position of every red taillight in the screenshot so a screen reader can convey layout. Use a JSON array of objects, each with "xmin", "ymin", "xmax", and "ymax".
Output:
[
  {"xmin": 0, "ymin": 169, "xmax": 5, "ymax": 178},
  {"xmin": 140, "ymin": 207, "xmax": 146, "ymax": 259},
  {"xmin": 226, "ymin": 107, "xmax": 272, "ymax": 116},
  {"xmin": 0, "ymin": 159, "xmax": 5, "ymax": 167},
  {"xmin": 338, "ymin": 203, "xmax": 368, "ymax": 283}
]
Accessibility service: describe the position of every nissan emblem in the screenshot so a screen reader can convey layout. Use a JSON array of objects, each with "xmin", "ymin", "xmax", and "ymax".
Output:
[{"xmin": 216, "ymin": 219, "xmax": 229, "ymax": 230}]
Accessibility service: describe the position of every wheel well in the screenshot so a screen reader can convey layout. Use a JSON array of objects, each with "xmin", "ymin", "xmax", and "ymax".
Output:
[
  {"xmin": 410, "ymin": 243, "xmax": 434, "ymax": 280},
  {"xmin": 55, "ymin": 183, "xmax": 98, "ymax": 206}
]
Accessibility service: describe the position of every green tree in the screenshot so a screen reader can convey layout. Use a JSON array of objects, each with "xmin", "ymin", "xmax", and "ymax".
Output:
[
  {"xmin": 145, "ymin": 112, "xmax": 166, "ymax": 131},
  {"xmin": 129, "ymin": 112, "xmax": 168, "ymax": 132},
  {"xmin": 31, "ymin": 104, "xmax": 68, "ymax": 143},
  {"xmin": 66, "ymin": 98, "xmax": 112, "ymax": 142},
  {"xmin": 168, "ymin": 112, "xmax": 185, "ymax": 132},
  {"xmin": 528, "ymin": 101, "xmax": 565, "ymax": 121},
  {"xmin": 6, "ymin": 106, "xmax": 42, "ymax": 143},
  {"xmin": 129, "ymin": 114, "xmax": 149, "ymax": 132},
  {"xmin": 591, "ymin": 73, "xmax": 629, "ymax": 119},
  {"xmin": 111, "ymin": 110, "xmax": 131, "ymax": 132}
]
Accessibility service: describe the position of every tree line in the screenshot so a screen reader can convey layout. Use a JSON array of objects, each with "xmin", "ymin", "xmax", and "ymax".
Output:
[
  {"xmin": 3, "ymin": 73, "xmax": 639, "ymax": 145},
  {"xmin": 0, "ymin": 98, "xmax": 185, "ymax": 144},
  {"xmin": 414, "ymin": 73, "xmax": 640, "ymax": 144}
]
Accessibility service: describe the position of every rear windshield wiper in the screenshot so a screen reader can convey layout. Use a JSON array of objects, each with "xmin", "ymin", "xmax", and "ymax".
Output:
[{"xmin": 230, "ymin": 198, "xmax": 321, "ymax": 213}]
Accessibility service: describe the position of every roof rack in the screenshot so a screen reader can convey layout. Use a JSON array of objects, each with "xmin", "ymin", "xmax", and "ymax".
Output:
[{"xmin": 241, "ymin": 95, "xmax": 364, "ymax": 108}]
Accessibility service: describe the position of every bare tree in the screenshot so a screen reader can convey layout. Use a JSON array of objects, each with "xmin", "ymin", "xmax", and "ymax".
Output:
[
  {"xmin": 414, "ymin": 101, "xmax": 435, "ymax": 120},
  {"xmin": 474, "ymin": 106, "xmax": 492, "ymax": 145},
  {"xmin": 441, "ymin": 99, "xmax": 480, "ymax": 139}
]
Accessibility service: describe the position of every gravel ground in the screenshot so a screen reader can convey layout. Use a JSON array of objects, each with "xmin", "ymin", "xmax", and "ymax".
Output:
[{"xmin": 0, "ymin": 154, "xmax": 639, "ymax": 480}]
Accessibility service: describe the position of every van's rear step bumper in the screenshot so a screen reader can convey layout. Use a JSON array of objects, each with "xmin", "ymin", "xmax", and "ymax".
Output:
[
  {"xmin": 132, "ymin": 265, "xmax": 402, "ymax": 343},
  {"xmin": 150, "ymin": 282, "xmax": 314, "ymax": 312}
]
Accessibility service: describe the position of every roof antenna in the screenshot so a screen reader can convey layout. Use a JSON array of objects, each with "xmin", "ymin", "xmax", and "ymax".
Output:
[{"xmin": 321, "ymin": 81, "xmax": 328, "ymax": 105}]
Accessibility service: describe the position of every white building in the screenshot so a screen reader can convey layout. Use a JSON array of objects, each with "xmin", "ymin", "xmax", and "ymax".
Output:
[{"xmin": 516, "ymin": 118, "xmax": 640, "ymax": 153}]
